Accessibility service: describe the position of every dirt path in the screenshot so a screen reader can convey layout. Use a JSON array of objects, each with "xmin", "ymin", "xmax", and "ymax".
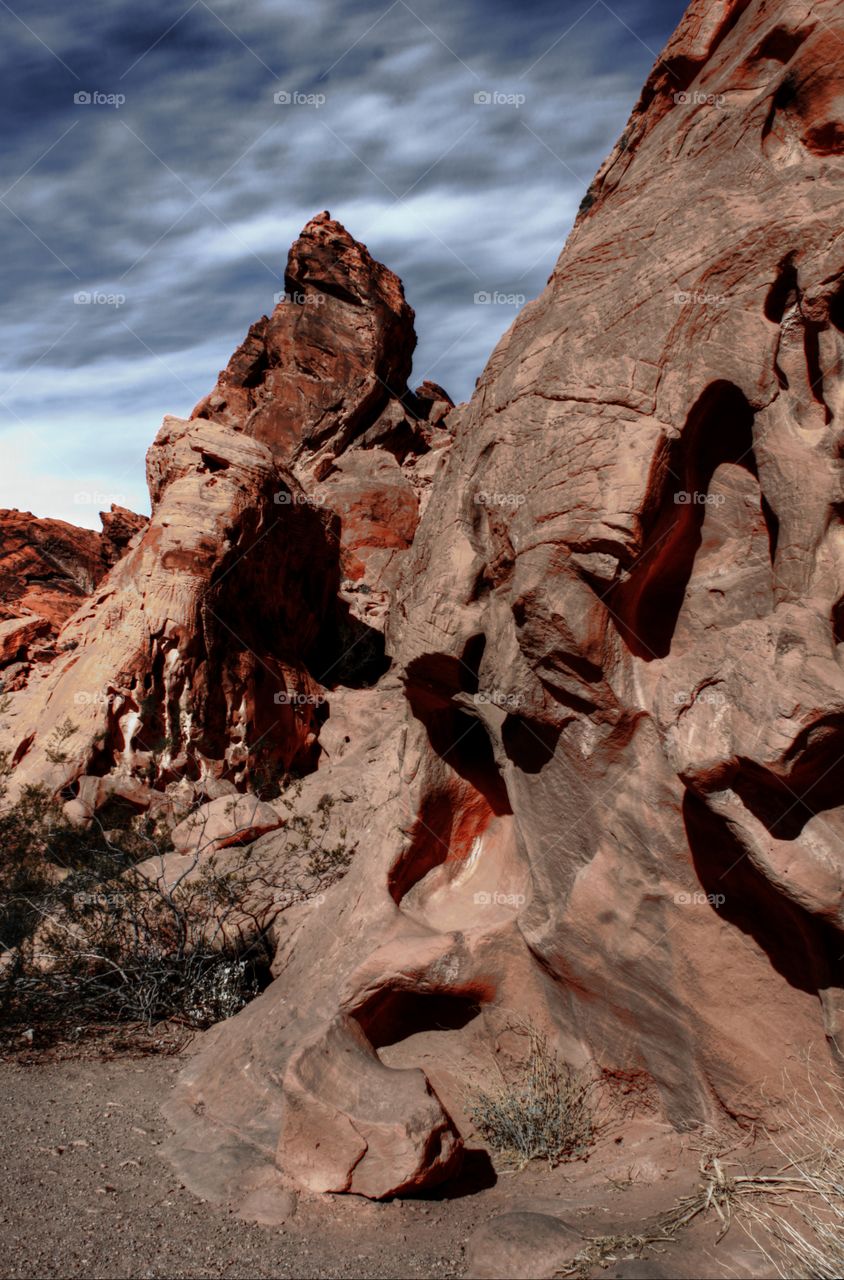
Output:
[
  {"xmin": 0, "ymin": 1053, "xmax": 478, "ymax": 1279},
  {"xmin": 1, "ymin": 1048, "xmax": 775, "ymax": 1279}
]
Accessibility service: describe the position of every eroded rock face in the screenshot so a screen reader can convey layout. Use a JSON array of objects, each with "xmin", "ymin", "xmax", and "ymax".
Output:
[
  {"xmin": 164, "ymin": 0, "xmax": 844, "ymax": 1205},
  {"xmin": 0, "ymin": 506, "xmax": 147, "ymax": 679},
  {"xmin": 4, "ymin": 0, "xmax": 844, "ymax": 1211},
  {"xmin": 0, "ymin": 215, "xmax": 440, "ymax": 822}
]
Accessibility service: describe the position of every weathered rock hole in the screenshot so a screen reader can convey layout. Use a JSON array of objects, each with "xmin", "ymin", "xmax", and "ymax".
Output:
[
  {"xmin": 388, "ymin": 788, "xmax": 458, "ymax": 905},
  {"xmin": 501, "ymin": 716, "xmax": 560, "ymax": 773},
  {"xmin": 730, "ymin": 721, "xmax": 844, "ymax": 840},
  {"xmin": 403, "ymin": 651, "xmax": 510, "ymax": 815},
  {"xmin": 354, "ymin": 989, "xmax": 485, "ymax": 1052},
  {"xmin": 460, "ymin": 633, "xmax": 486, "ymax": 692},
  {"xmin": 761, "ymin": 494, "xmax": 780, "ymax": 561},
  {"xmin": 684, "ymin": 789, "xmax": 842, "ymax": 998},
  {"xmin": 764, "ymin": 254, "xmax": 799, "ymax": 324},
  {"xmin": 387, "ymin": 708, "xmax": 511, "ymax": 910},
  {"xmin": 310, "ymin": 601, "xmax": 389, "ymax": 689},
  {"xmin": 390, "ymin": 654, "xmax": 516, "ymax": 915},
  {"xmin": 760, "ymin": 72, "xmax": 799, "ymax": 149},
  {"xmin": 751, "ymin": 27, "xmax": 806, "ymax": 66},
  {"xmin": 611, "ymin": 382, "xmax": 767, "ymax": 659},
  {"xmin": 828, "ymin": 280, "xmax": 844, "ymax": 334},
  {"xmin": 199, "ymin": 452, "xmax": 230, "ymax": 473},
  {"xmin": 424, "ymin": 707, "xmax": 509, "ymax": 816},
  {"xmin": 832, "ymin": 597, "xmax": 844, "ymax": 644}
]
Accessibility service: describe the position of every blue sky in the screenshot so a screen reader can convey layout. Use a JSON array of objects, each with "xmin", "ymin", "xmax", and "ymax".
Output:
[{"xmin": 0, "ymin": 0, "xmax": 686, "ymax": 525}]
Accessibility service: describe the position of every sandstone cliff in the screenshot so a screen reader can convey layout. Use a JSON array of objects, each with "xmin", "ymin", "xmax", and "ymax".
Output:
[
  {"xmin": 3, "ymin": 0, "xmax": 844, "ymax": 1221},
  {"xmin": 165, "ymin": 0, "xmax": 844, "ymax": 1205},
  {"xmin": 0, "ymin": 506, "xmax": 147, "ymax": 682}
]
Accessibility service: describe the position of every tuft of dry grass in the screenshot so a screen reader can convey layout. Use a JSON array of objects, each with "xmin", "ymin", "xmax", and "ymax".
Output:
[
  {"xmin": 555, "ymin": 1153, "xmax": 810, "ymax": 1277},
  {"xmin": 733, "ymin": 1074, "xmax": 844, "ymax": 1280},
  {"xmin": 468, "ymin": 1019, "xmax": 594, "ymax": 1168},
  {"xmin": 557, "ymin": 1075, "xmax": 844, "ymax": 1279}
]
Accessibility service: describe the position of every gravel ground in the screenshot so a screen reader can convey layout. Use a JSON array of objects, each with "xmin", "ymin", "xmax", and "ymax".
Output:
[
  {"xmin": 0, "ymin": 1053, "xmax": 480, "ymax": 1279},
  {"xmin": 0, "ymin": 1046, "xmax": 773, "ymax": 1280}
]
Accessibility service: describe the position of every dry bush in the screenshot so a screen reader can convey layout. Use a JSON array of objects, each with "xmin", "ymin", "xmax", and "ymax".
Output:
[
  {"xmin": 468, "ymin": 1018, "xmax": 594, "ymax": 1168},
  {"xmin": 0, "ymin": 763, "xmax": 353, "ymax": 1040}
]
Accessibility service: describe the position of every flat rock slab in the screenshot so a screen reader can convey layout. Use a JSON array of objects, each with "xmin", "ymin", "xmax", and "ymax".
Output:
[{"xmin": 465, "ymin": 1211, "xmax": 581, "ymax": 1279}]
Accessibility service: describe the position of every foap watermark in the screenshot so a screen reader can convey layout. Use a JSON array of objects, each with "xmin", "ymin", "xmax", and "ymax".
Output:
[
  {"xmin": 473, "ymin": 890, "xmax": 526, "ymax": 907},
  {"xmin": 273, "ymin": 489, "xmax": 327, "ymax": 507},
  {"xmin": 674, "ymin": 490, "xmax": 725, "ymax": 507},
  {"xmin": 673, "ymin": 688, "xmax": 727, "ymax": 708},
  {"xmin": 674, "ymin": 890, "xmax": 726, "ymax": 908},
  {"xmin": 474, "ymin": 491, "xmax": 526, "ymax": 508},
  {"xmin": 274, "ymin": 289, "xmax": 326, "ymax": 307},
  {"xmin": 272, "ymin": 888, "xmax": 326, "ymax": 908},
  {"xmin": 74, "ymin": 290, "xmax": 126, "ymax": 308},
  {"xmin": 73, "ymin": 891, "xmax": 127, "ymax": 908},
  {"xmin": 73, "ymin": 690, "xmax": 120, "ymax": 707},
  {"xmin": 73, "ymin": 90, "xmax": 125, "ymax": 108},
  {"xmin": 273, "ymin": 89, "xmax": 325, "ymax": 108},
  {"xmin": 273, "ymin": 691, "xmax": 327, "ymax": 707},
  {"xmin": 473, "ymin": 690, "xmax": 524, "ymax": 710},
  {"xmin": 473, "ymin": 90, "xmax": 526, "ymax": 108},
  {"xmin": 474, "ymin": 290, "xmax": 526, "ymax": 306},
  {"xmin": 674, "ymin": 90, "xmax": 725, "ymax": 108},
  {"xmin": 673, "ymin": 290, "xmax": 725, "ymax": 307},
  {"xmin": 74, "ymin": 491, "xmax": 126, "ymax": 507}
]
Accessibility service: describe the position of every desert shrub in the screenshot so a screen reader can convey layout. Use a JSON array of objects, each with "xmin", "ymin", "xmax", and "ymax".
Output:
[
  {"xmin": 0, "ymin": 767, "xmax": 354, "ymax": 1040},
  {"xmin": 469, "ymin": 1019, "xmax": 594, "ymax": 1168},
  {"xmin": 44, "ymin": 716, "xmax": 80, "ymax": 764},
  {"xmin": 0, "ymin": 817, "xmax": 271, "ymax": 1032}
]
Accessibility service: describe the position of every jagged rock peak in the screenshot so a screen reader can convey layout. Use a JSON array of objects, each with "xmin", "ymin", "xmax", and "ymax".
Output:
[
  {"xmin": 191, "ymin": 212, "xmax": 416, "ymax": 463},
  {"xmin": 0, "ymin": 217, "xmax": 449, "ymax": 815}
]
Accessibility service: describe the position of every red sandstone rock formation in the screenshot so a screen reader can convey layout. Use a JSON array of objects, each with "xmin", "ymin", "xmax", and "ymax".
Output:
[
  {"xmin": 161, "ymin": 0, "xmax": 844, "ymax": 1207},
  {"xmin": 191, "ymin": 210, "xmax": 416, "ymax": 461},
  {"xmin": 99, "ymin": 505, "xmax": 148, "ymax": 567},
  {"xmin": 0, "ymin": 510, "xmax": 101, "ymax": 632},
  {"xmin": 0, "ymin": 214, "xmax": 444, "ymax": 808},
  {"xmin": 0, "ymin": 506, "xmax": 147, "ymax": 680},
  {"xmin": 4, "ymin": 0, "xmax": 844, "ymax": 1220}
]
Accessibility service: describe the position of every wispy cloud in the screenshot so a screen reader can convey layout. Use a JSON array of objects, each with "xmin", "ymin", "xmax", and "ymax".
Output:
[{"xmin": 0, "ymin": 0, "xmax": 685, "ymax": 524}]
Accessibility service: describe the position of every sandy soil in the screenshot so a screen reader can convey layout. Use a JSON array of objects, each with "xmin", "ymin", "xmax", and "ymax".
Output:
[
  {"xmin": 0, "ymin": 1044, "xmax": 773, "ymax": 1280},
  {"xmin": 0, "ymin": 1052, "xmax": 479, "ymax": 1279}
]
